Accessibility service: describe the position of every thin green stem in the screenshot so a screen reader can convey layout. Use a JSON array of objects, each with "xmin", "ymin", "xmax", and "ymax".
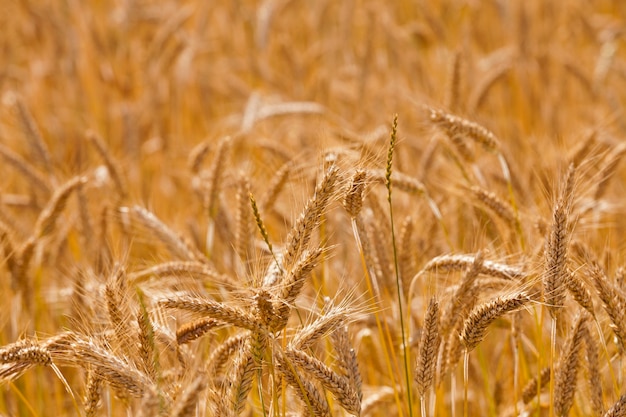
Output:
[{"xmin": 386, "ymin": 114, "xmax": 413, "ymax": 416}]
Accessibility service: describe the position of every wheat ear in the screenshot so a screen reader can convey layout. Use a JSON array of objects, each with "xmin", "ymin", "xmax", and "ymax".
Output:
[
  {"xmin": 604, "ymin": 394, "xmax": 626, "ymax": 417},
  {"xmin": 554, "ymin": 312, "xmax": 588, "ymax": 416},
  {"xmin": 415, "ymin": 298, "xmax": 440, "ymax": 402},
  {"xmin": 460, "ymin": 292, "xmax": 530, "ymax": 352},
  {"xmin": 281, "ymin": 165, "xmax": 338, "ymax": 271}
]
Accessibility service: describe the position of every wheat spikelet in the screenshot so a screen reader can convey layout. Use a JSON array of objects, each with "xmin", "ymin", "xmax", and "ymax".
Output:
[
  {"xmin": 86, "ymin": 130, "xmax": 128, "ymax": 199},
  {"xmin": 331, "ymin": 324, "xmax": 363, "ymax": 405},
  {"xmin": 460, "ymin": 292, "xmax": 529, "ymax": 352},
  {"xmin": 0, "ymin": 338, "xmax": 51, "ymax": 380},
  {"xmin": 467, "ymin": 185, "xmax": 517, "ymax": 228},
  {"xmin": 343, "ymin": 169, "xmax": 367, "ymax": 218},
  {"xmin": 270, "ymin": 247, "xmax": 323, "ymax": 332},
  {"xmin": 368, "ymin": 169, "xmax": 427, "ymax": 196},
  {"xmin": 415, "ymin": 298, "xmax": 440, "ymax": 398},
  {"xmin": 136, "ymin": 293, "xmax": 158, "ymax": 381},
  {"xmin": 207, "ymin": 333, "xmax": 249, "ymax": 377},
  {"xmin": 554, "ymin": 311, "xmax": 588, "ymax": 417},
  {"xmin": 176, "ymin": 317, "xmax": 224, "ymax": 345},
  {"xmin": 285, "ymin": 348, "xmax": 360, "ymax": 415},
  {"xmin": 275, "ymin": 352, "xmax": 330, "ymax": 417},
  {"xmin": 543, "ymin": 182, "xmax": 573, "ymax": 319},
  {"xmin": 48, "ymin": 334, "xmax": 156, "ymax": 399},
  {"xmin": 105, "ymin": 264, "xmax": 135, "ymax": 357},
  {"xmin": 159, "ymin": 295, "xmax": 262, "ymax": 332},
  {"xmin": 604, "ymin": 394, "xmax": 626, "ymax": 417},
  {"xmin": 230, "ymin": 334, "xmax": 263, "ymax": 416},
  {"xmin": 291, "ymin": 305, "xmax": 348, "ymax": 351},
  {"xmin": 281, "ymin": 165, "xmax": 338, "ymax": 271},
  {"xmin": 35, "ymin": 176, "xmax": 86, "ymax": 239},
  {"xmin": 588, "ymin": 261, "xmax": 626, "ymax": 351},
  {"xmin": 582, "ymin": 324, "xmax": 604, "ymax": 416},
  {"xmin": 566, "ymin": 271, "xmax": 595, "ymax": 317},
  {"xmin": 429, "ymin": 108, "xmax": 500, "ymax": 152},
  {"xmin": 522, "ymin": 366, "xmax": 551, "ymax": 404},
  {"xmin": 419, "ymin": 253, "xmax": 526, "ymax": 280}
]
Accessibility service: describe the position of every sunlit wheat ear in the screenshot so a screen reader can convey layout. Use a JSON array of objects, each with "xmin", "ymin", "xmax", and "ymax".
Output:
[
  {"xmin": 343, "ymin": 169, "xmax": 367, "ymax": 219},
  {"xmin": 5, "ymin": 92, "xmax": 54, "ymax": 177},
  {"xmin": 554, "ymin": 311, "xmax": 588, "ymax": 417},
  {"xmin": 285, "ymin": 348, "xmax": 361, "ymax": 415},
  {"xmin": 270, "ymin": 247, "xmax": 323, "ymax": 332},
  {"xmin": 460, "ymin": 292, "xmax": 530, "ymax": 352},
  {"xmin": 230, "ymin": 332, "xmax": 265, "ymax": 416},
  {"xmin": 159, "ymin": 296, "xmax": 262, "ymax": 332},
  {"xmin": 176, "ymin": 317, "xmax": 224, "ymax": 345},
  {"xmin": 275, "ymin": 352, "xmax": 330, "ymax": 417},
  {"xmin": 120, "ymin": 205, "xmax": 205, "ymax": 262},
  {"xmin": 105, "ymin": 263, "xmax": 136, "ymax": 358},
  {"xmin": 136, "ymin": 290, "xmax": 159, "ymax": 381},
  {"xmin": 582, "ymin": 323, "xmax": 604, "ymax": 416},
  {"xmin": 291, "ymin": 305, "xmax": 348, "ymax": 350},
  {"xmin": 605, "ymin": 394, "xmax": 626, "ymax": 417},
  {"xmin": 587, "ymin": 261, "xmax": 626, "ymax": 352},
  {"xmin": 47, "ymin": 333, "xmax": 157, "ymax": 401},
  {"xmin": 86, "ymin": 130, "xmax": 128, "ymax": 199},
  {"xmin": 466, "ymin": 185, "xmax": 517, "ymax": 229},
  {"xmin": 207, "ymin": 333, "xmax": 249, "ymax": 378},
  {"xmin": 416, "ymin": 253, "xmax": 526, "ymax": 282},
  {"xmin": 543, "ymin": 164, "xmax": 576, "ymax": 319},
  {"xmin": 281, "ymin": 165, "xmax": 339, "ymax": 271},
  {"xmin": 428, "ymin": 107, "xmax": 500, "ymax": 153},
  {"xmin": 565, "ymin": 271, "xmax": 595, "ymax": 317},
  {"xmin": 331, "ymin": 324, "xmax": 363, "ymax": 406},
  {"xmin": 0, "ymin": 338, "xmax": 52, "ymax": 380},
  {"xmin": 415, "ymin": 298, "xmax": 440, "ymax": 404},
  {"xmin": 521, "ymin": 366, "xmax": 551, "ymax": 405},
  {"xmin": 35, "ymin": 176, "xmax": 86, "ymax": 239}
]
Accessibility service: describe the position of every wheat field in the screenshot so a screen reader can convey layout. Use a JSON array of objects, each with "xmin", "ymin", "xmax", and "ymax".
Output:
[{"xmin": 1, "ymin": 0, "xmax": 626, "ymax": 416}]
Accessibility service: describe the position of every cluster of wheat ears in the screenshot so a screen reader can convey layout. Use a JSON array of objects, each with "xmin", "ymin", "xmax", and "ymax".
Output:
[{"xmin": 2, "ymin": 0, "xmax": 626, "ymax": 416}]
